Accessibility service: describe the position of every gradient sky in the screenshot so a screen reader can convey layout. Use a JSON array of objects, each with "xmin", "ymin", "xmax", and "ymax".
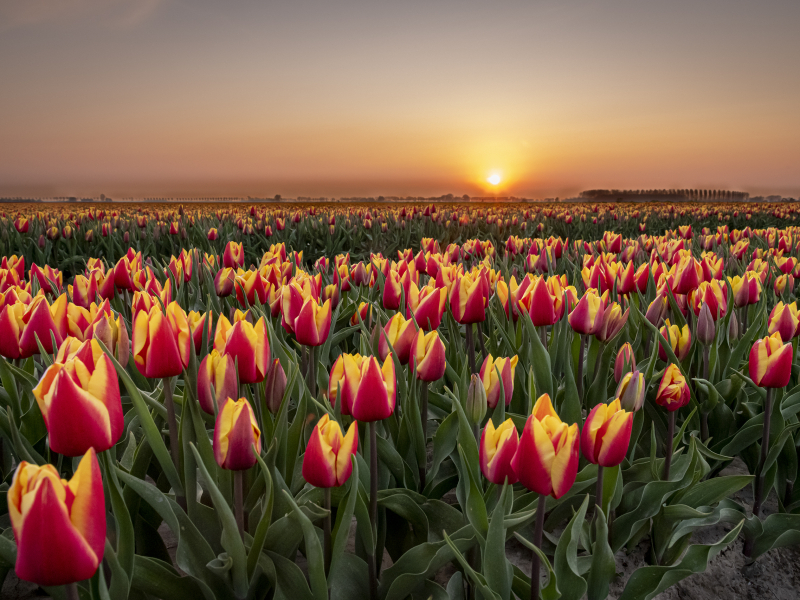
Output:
[{"xmin": 1, "ymin": 0, "xmax": 799, "ymax": 199}]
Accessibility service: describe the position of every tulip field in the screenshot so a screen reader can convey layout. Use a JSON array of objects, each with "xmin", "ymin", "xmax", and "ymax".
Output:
[{"xmin": 3, "ymin": 200, "xmax": 800, "ymax": 600}]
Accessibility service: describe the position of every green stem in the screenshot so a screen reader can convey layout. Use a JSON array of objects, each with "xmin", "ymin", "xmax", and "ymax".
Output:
[
  {"xmin": 368, "ymin": 421, "xmax": 379, "ymax": 600},
  {"xmin": 530, "ymin": 494, "xmax": 547, "ymax": 600},
  {"xmin": 663, "ymin": 410, "xmax": 675, "ymax": 481},
  {"xmin": 64, "ymin": 582, "xmax": 79, "ymax": 600},
  {"xmin": 323, "ymin": 487, "xmax": 332, "ymax": 576},
  {"xmin": 419, "ymin": 382, "xmax": 428, "ymax": 492},
  {"xmin": 234, "ymin": 469, "xmax": 244, "ymax": 541}
]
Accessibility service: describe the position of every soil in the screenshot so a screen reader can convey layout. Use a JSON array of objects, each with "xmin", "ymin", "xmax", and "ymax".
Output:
[{"xmin": 5, "ymin": 460, "xmax": 800, "ymax": 599}]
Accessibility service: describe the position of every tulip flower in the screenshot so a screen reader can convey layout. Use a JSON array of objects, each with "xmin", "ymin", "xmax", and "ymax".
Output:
[
  {"xmin": 749, "ymin": 332, "xmax": 793, "ymax": 389},
  {"xmin": 302, "ymin": 414, "xmax": 358, "ymax": 488},
  {"xmin": 294, "ymin": 297, "xmax": 332, "ymax": 347},
  {"xmin": 350, "ymin": 302, "xmax": 372, "ymax": 327},
  {"xmin": 33, "ymin": 339, "xmax": 123, "ymax": 456},
  {"xmin": 328, "ymin": 353, "xmax": 365, "ymax": 416},
  {"xmin": 264, "ymin": 358, "xmax": 287, "ymax": 414},
  {"xmin": 512, "ymin": 393, "xmax": 580, "ymax": 499},
  {"xmin": 0, "ymin": 293, "xmax": 65, "ymax": 359},
  {"xmin": 9, "ymin": 449, "xmax": 105, "ymax": 586},
  {"xmin": 348, "ymin": 354, "xmax": 396, "ymax": 423},
  {"xmin": 568, "ymin": 289, "xmax": 604, "ymax": 335},
  {"xmin": 90, "ymin": 311, "xmax": 129, "ymax": 366},
  {"xmin": 614, "ymin": 342, "xmax": 636, "ymax": 383},
  {"xmin": 449, "ymin": 272, "xmax": 487, "ymax": 324},
  {"xmin": 616, "ymin": 370, "xmax": 646, "ymax": 412},
  {"xmin": 595, "ymin": 302, "xmax": 629, "ymax": 342},
  {"xmin": 377, "ymin": 313, "xmax": 416, "ymax": 364},
  {"xmin": 30, "ymin": 264, "xmax": 63, "ymax": 295},
  {"xmin": 214, "ymin": 267, "xmax": 236, "ymax": 297},
  {"xmin": 410, "ymin": 329, "xmax": 446, "ymax": 382},
  {"xmin": 479, "ymin": 354, "xmax": 518, "ymax": 408},
  {"xmin": 671, "ymin": 254, "xmax": 702, "ymax": 294},
  {"xmin": 198, "ymin": 350, "xmax": 238, "ymax": 415},
  {"xmin": 768, "ymin": 301, "xmax": 799, "ymax": 343},
  {"xmin": 480, "ymin": 418, "xmax": 519, "ymax": 485},
  {"xmin": 132, "ymin": 305, "xmax": 189, "ymax": 379},
  {"xmin": 213, "ymin": 397, "xmax": 261, "ymax": 471},
  {"xmin": 729, "ymin": 272, "xmax": 761, "ymax": 308},
  {"xmin": 521, "ymin": 276, "xmax": 561, "ymax": 327},
  {"xmin": 216, "ymin": 316, "xmax": 271, "ymax": 384},
  {"xmin": 655, "ymin": 363, "xmax": 690, "ymax": 411},
  {"xmin": 581, "ymin": 398, "xmax": 632, "ymax": 467},
  {"xmin": 658, "ymin": 320, "xmax": 691, "ymax": 362},
  {"xmin": 223, "ymin": 241, "xmax": 245, "ymax": 270},
  {"xmin": 407, "ymin": 283, "xmax": 446, "ymax": 331}
]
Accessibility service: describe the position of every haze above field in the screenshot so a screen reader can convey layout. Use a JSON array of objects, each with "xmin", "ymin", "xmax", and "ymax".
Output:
[{"xmin": 1, "ymin": 0, "xmax": 799, "ymax": 200}]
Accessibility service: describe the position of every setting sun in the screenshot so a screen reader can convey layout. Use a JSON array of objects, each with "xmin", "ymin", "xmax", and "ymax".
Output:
[{"xmin": 487, "ymin": 173, "xmax": 501, "ymax": 185}]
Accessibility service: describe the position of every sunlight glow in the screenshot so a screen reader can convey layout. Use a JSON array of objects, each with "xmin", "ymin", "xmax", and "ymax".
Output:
[{"xmin": 487, "ymin": 173, "xmax": 501, "ymax": 185}]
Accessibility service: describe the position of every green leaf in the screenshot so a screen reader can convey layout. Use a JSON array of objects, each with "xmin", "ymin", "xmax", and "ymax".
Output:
[
  {"xmin": 586, "ymin": 508, "xmax": 615, "ymax": 600},
  {"xmin": 750, "ymin": 513, "xmax": 800, "ymax": 560},
  {"xmin": 330, "ymin": 456, "xmax": 359, "ymax": 579},
  {"xmin": 553, "ymin": 494, "xmax": 589, "ymax": 600},
  {"xmin": 442, "ymin": 531, "xmax": 501, "ymax": 600},
  {"xmin": 522, "ymin": 314, "xmax": 554, "ymax": 398},
  {"xmin": 248, "ymin": 449, "xmax": 275, "ymax": 581},
  {"xmin": 189, "ymin": 443, "xmax": 248, "ymax": 598},
  {"xmin": 619, "ymin": 521, "xmax": 743, "ymax": 600},
  {"xmin": 484, "ymin": 482, "xmax": 513, "ymax": 600},
  {"xmin": 97, "ymin": 339, "xmax": 184, "ymax": 497},
  {"xmin": 131, "ymin": 555, "xmax": 207, "ymax": 600},
  {"xmin": 282, "ymin": 489, "xmax": 328, "ymax": 600}
]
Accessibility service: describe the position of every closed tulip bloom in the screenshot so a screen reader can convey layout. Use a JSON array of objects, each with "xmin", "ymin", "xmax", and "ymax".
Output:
[
  {"xmin": 33, "ymin": 339, "xmax": 123, "ymax": 456},
  {"xmin": 729, "ymin": 272, "xmax": 761, "ymax": 308},
  {"xmin": 479, "ymin": 354, "xmax": 519, "ymax": 408},
  {"xmin": 294, "ymin": 297, "xmax": 332, "ymax": 347},
  {"xmin": 197, "ymin": 350, "xmax": 238, "ymax": 415},
  {"xmin": 614, "ymin": 342, "xmax": 636, "ymax": 383},
  {"xmin": 0, "ymin": 294, "xmax": 65, "ymax": 359},
  {"xmin": 774, "ymin": 274, "xmax": 795, "ymax": 296},
  {"xmin": 449, "ymin": 272, "xmax": 487, "ymax": 324},
  {"xmin": 523, "ymin": 276, "xmax": 561, "ymax": 327},
  {"xmin": 568, "ymin": 289, "xmax": 605, "ymax": 335},
  {"xmin": 350, "ymin": 302, "xmax": 372, "ymax": 327},
  {"xmin": 644, "ymin": 294, "xmax": 668, "ymax": 327},
  {"xmin": 408, "ymin": 283, "xmax": 446, "ymax": 331},
  {"xmin": 749, "ymin": 332, "xmax": 793, "ymax": 388},
  {"xmin": 214, "ymin": 267, "xmax": 236, "ymax": 297},
  {"xmin": 658, "ymin": 320, "xmax": 692, "ymax": 361},
  {"xmin": 689, "ymin": 280, "xmax": 727, "ymax": 320},
  {"xmin": 411, "ymin": 329, "xmax": 446, "ymax": 382},
  {"xmin": 378, "ymin": 312, "xmax": 417, "ymax": 364},
  {"xmin": 218, "ymin": 317, "xmax": 271, "ymax": 384},
  {"xmin": 596, "ymin": 302, "xmax": 629, "ymax": 342},
  {"xmin": 581, "ymin": 398, "xmax": 633, "ymax": 467},
  {"xmin": 9, "ymin": 449, "xmax": 105, "ymax": 586},
  {"xmin": 264, "ymin": 358, "xmax": 287, "ymax": 414},
  {"xmin": 213, "ymin": 397, "xmax": 261, "ymax": 470},
  {"xmin": 302, "ymin": 414, "xmax": 358, "ymax": 488},
  {"xmin": 328, "ymin": 353, "xmax": 365, "ymax": 416},
  {"xmin": 655, "ymin": 364, "xmax": 691, "ymax": 411},
  {"xmin": 480, "ymin": 418, "xmax": 519, "ymax": 485},
  {"xmin": 671, "ymin": 254, "xmax": 702, "ymax": 294},
  {"xmin": 90, "ymin": 311, "xmax": 129, "ymax": 366},
  {"xmin": 382, "ymin": 270, "xmax": 405, "ymax": 310},
  {"xmin": 132, "ymin": 305, "xmax": 187, "ymax": 379},
  {"xmin": 616, "ymin": 370, "xmax": 646, "ymax": 412},
  {"xmin": 223, "ymin": 241, "xmax": 245, "ymax": 269},
  {"xmin": 349, "ymin": 354, "xmax": 397, "ymax": 422},
  {"xmin": 768, "ymin": 302, "xmax": 799, "ymax": 343},
  {"xmin": 512, "ymin": 394, "xmax": 580, "ymax": 499}
]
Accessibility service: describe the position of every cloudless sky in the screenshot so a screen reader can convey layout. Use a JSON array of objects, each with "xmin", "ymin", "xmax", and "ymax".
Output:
[{"xmin": 1, "ymin": 0, "xmax": 799, "ymax": 198}]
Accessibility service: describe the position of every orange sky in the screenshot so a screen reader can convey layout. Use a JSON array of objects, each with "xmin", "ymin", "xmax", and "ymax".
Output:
[{"xmin": 1, "ymin": 0, "xmax": 799, "ymax": 199}]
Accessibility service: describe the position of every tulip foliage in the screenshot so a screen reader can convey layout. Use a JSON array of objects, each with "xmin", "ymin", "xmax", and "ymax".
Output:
[{"xmin": 2, "ymin": 201, "xmax": 800, "ymax": 599}]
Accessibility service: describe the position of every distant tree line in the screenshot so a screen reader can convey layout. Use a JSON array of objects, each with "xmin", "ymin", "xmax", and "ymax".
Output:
[{"xmin": 580, "ymin": 189, "xmax": 750, "ymax": 201}]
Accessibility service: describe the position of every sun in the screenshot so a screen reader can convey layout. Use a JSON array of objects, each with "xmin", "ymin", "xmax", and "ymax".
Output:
[{"xmin": 487, "ymin": 173, "xmax": 501, "ymax": 185}]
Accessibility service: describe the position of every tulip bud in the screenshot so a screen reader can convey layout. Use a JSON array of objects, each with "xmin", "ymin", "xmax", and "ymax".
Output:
[
  {"xmin": 9, "ymin": 449, "xmax": 105, "ymax": 586},
  {"xmin": 696, "ymin": 302, "xmax": 716, "ymax": 346},
  {"xmin": 348, "ymin": 354, "xmax": 396, "ymax": 422},
  {"xmin": 213, "ymin": 397, "xmax": 261, "ymax": 470},
  {"xmin": 264, "ymin": 358, "xmax": 287, "ymax": 414},
  {"xmin": 466, "ymin": 373, "xmax": 487, "ymax": 425},
  {"xmin": 302, "ymin": 414, "xmax": 358, "ymax": 488},
  {"xmin": 614, "ymin": 342, "xmax": 635, "ymax": 383},
  {"xmin": 616, "ymin": 370, "xmax": 646, "ymax": 412},
  {"xmin": 645, "ymin": 294, "xmax": 668, "ymax": 327},
  {"xmin": 728, "ymin": 311, "xmax": 740, "ymax": 341},
  {"xmin": 410, "ymin": 329, "xmax": 446, "ymax": 382},
  {"xmin": 479, "ymin": 418, "xmax": 519, "ymax": 484}
]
